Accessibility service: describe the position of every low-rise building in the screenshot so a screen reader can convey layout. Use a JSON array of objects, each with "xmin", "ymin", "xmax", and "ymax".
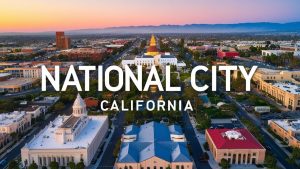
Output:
[
  {"xmin": 60, "ymin": 48, "xmax": 106, "ymax": 62},
  {"xmin": 115, "ymin": 122, "xmax": 193, "ymax": 169},
  {"xmin": 268, "ymin": 119, "xmax": 300, "ymax": 148},
  {"xmin": 0, "ymin": 133, "xmax": 11, "ymax": 148},
  {"xmin": 0, "ymin": 78, "xmax": 38, "ymax": 93},
  {"xmin": 0, "ymin": 111, "xmax": 32, "ymax": 134},
  {"xmin": 19, "ymin": 105, "xmax": 45, "ymax": 118},
  {"xmin": 253, "ymin": 68, "xmax": 300, "ymax": 110},
  {"xmin": 21, "ymin": 94, "xmax": 109, "ymax": 167},
  {"xmin": 205, "ymin": 128, "xmax": 265, "ymax": 165},
  {"xmin": 217, "ymin": 49, "xmax": 239, "ymax": 59}
]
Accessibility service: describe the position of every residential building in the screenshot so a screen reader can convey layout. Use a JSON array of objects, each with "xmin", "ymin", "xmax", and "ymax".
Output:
[
  {"xmin": 268, "ymin": 119, "xmax": 300, "ymax": 148},
  {"xmin": 21, "ymin": 94, "xmax": 109, "ymax": 167},
  {"xmin": 115, "ymin": 122, "xmax": 193, "ymax": 169},
  {"xmin": 206, "ymin": 129, "xmax": 265, "ymax": 165}
]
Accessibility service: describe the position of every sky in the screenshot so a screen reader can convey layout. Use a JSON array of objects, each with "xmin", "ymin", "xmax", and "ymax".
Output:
[{"xmin": 0, "ymin": 0, "xmax": 300, "ymax": 32}]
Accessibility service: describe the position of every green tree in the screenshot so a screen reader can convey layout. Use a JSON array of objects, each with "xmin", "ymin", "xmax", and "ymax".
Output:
[
  {"xmin": 49, "ymin": 161, "xmax": 59, "ymax": 169},
  {"xmin": 28, "ymin": 161, "xmax": 38, "ymax": 169},
  {"xmin": 53, "ymin": 102, "xmax": 65, "ymax": 111},
  {"xmin": 76, "ymin": 160, "xmax": 85, "ymax": 169},
  {"xmin": 8, "ymin": 160, "xmax": 19, "ymax": 169},
  {"xmin": 68, "ymin": 161, "xmax": 76, "ymax": 169},
  {"xmin": 219, "ymin": 158, "xmax": 230, "ymax": 169},
  {"xmin": 264, "ymin": 154, "xmax": 277, "ymax": 169}
]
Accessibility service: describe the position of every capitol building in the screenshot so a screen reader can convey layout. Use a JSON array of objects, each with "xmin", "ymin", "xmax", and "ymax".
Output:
[
  {"xmin": 21, "ymin": 94, "xmax": 109, "ymax": 167},
  {"xmin": 121, "ymin": 35, "xmax": 186, "ymax": 69}
]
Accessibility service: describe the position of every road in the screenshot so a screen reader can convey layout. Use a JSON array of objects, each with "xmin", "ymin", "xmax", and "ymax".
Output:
[
  {"xmin": 97, "ymin": 111, "xmax": 125, "ymax": 169},
  {"xmin": 0, "ymin": 103, "xmax": 73, "ymax": 168},
  {"xmin": 182, "ymin": 111, "xmax": 212, "ymax": 169},
  {"xmin": 220, "ymin": 88, "xmax": 298, "ymax": 169},
  {"xmin": 95, "ymin": 40, "xmax": 139, "ymax": 168}
]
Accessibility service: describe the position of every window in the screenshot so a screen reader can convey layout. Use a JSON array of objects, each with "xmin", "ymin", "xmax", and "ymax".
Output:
[{"xmin": 253, "ymin": 153, "xmax": 256, "ymax": 156}]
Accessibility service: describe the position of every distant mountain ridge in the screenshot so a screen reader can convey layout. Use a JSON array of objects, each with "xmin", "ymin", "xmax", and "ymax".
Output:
[{"xmin": 1, "ymin": 22, "xmax": 300, "ymax": 35}]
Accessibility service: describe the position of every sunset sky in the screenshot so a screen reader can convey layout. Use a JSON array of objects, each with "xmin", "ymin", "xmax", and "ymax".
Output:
[{"xmin": 0, "ymin": 0, "xmax": 300, "ymax": 32}]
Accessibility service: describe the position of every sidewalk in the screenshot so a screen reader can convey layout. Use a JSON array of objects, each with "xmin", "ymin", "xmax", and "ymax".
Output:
[
  {"xmin": 0, "ymin": 127, "xmax": 38, "ymax": 160},
  {"xmin": 88, "ymin": 125, "xmax": 115, "ymax": 169},
  {"xmin": 187, "ymin": 112, "xmax": 221, "ymax": 169},
  {"xmin": 261, "ymin": 128, "xmax": 291, "ymax": 157}
]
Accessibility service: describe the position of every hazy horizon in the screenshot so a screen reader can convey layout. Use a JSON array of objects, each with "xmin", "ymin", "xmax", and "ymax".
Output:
[{"xmin": 1, "ymin": 0, "xmax": 300, "ymax": 32}]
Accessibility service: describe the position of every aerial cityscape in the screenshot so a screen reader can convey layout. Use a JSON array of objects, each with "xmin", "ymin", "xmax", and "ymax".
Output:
[{"xmin": 1, "ymin": 0, "xmax": 300, "ymax": 169}]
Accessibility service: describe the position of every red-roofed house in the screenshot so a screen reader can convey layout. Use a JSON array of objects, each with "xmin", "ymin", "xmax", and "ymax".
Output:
[{"xmin": 205, "ymin": 128, "xmax": 265, "ymax": 165}]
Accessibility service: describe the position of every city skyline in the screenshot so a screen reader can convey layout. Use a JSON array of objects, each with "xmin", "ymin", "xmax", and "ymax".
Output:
[{"xmin": 1, "ymin": 0, "xmax": 300, "ymax": 32}]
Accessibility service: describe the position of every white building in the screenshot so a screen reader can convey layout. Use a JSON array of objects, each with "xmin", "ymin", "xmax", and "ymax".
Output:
[
  {"xmin": 0, "ymin": 111, "xmax": 32, "ymax": 134},
  {"xmin": 21, "ymin": 94, "xmax": 109, "ymax": 167},
  {"xmin": 262, "ymin": 43, "xmax": 300, "ymax": 58},
  {"xmin": 121, "ymin": 35, "xmax": 185, "ymax": 70}
]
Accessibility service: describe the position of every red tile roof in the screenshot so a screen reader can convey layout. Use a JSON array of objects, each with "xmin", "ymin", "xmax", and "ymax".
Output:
[{"xmin": 206, "ymin": 129, "xmax": 264, "ymax": 149}]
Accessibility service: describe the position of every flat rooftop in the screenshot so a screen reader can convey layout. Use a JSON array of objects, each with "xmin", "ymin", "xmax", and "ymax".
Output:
[
  {"xmin": 272, "ymin": 82, "xmax": 300, "ymax": 94},
  {"xmin": 0, "ymin": 78, "xmax": 38, "ymax": 88},
  {"xmin": 0, "ymin": 111, "xmax": 26, "ymax": 126},
  {"xmin": 271, "ymin": 119, "xmax": 300, "ymax": 132},
  {"xmin": 256, "ymin": 68, "xmax": 281, "ymax": 75},
  {"xmin": 26, "ymin": 115, "xmax": 107, "ymax": 149}
]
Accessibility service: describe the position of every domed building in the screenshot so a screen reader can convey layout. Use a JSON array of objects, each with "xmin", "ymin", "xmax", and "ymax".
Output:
[
  {"xmin": 21, "ymin": 94, "xmax": 109, "ymax": 167},
  {"xmin": 121, "ymin": 35, "xmax": 186, "ymax": 70},
  {"xmin": 145, "ymin": 34, "xmax": 159, "ymax": 56}
]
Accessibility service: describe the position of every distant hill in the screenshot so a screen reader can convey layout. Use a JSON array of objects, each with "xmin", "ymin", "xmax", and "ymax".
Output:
[{"xmin": 1, "ymin": 22, "xmax": 300, "ymax": 35}]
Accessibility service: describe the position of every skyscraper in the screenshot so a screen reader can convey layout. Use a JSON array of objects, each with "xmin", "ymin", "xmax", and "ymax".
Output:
[{"xmin": 56, "ymin": 32, "xmax": 71, "ymax": 50}]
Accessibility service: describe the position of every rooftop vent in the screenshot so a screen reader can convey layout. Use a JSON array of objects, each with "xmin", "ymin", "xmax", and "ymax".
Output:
[{"xmin": 222, "ymin": 130, "xmax": 245, "ymax": 140}]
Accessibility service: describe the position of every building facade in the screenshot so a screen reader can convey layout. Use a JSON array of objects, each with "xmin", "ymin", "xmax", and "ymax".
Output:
[
  {"xmin": 253, "ymin": 68, "xmax": 300, "ymax": 110},
  {"xmin": 21, "ymin": 94, "xmax": 109, "ymax": 167},
  {"xmin": 268, "ymin": 119, "xmax": 300, "ymax": 148},
  {"xmin": 56, "ymin": 32, "xmax": 71, "ymax": 50},
  {"xmin": 205, "ymin": 129, "xmax": 266, "ymax": 165},
  {"xmin": 0, "ymin": 111, "xmax": 32, "ymax": 134},
  {"xmin": 121, "ymin": 35, "xmax": 186, "ymax": 70}
]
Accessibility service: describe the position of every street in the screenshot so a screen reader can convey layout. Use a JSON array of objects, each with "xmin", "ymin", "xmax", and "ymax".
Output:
[{"xmin": 182, "ymin": 111, "xmax": 212, "ymax": 169}]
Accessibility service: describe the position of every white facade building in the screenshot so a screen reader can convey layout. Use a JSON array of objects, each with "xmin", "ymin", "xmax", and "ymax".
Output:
[
  {"xmin": 0, "ymin": 111, "xmax": 32, "ymax": 134},
  {"xmin": 21, "ymin": 94, "xmax": 109, "ymax": 167},
  {"xmin": 122, "ymin": 53, "xmax": 185, "ymax": 69}
]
